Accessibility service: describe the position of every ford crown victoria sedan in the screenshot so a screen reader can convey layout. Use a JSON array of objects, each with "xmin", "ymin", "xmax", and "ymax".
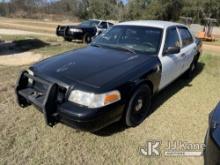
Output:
[
  {"xmin": 16, "ymin": 21, "xmax": 201, "ymax": 132},
  {"xmin": 56, "ymin": 19, "xmax": 114, "ymax": 43}
]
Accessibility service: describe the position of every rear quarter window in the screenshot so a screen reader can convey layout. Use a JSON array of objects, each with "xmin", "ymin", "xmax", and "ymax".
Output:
[{"xmin": 108, "ymin": 23, "xmax": 114, "ymax": 27}]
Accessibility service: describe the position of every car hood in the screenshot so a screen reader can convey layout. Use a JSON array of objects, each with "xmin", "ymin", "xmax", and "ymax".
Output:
[{"xmin": 31, "ymin": 46, "xmax": 156, "ymax": 88}]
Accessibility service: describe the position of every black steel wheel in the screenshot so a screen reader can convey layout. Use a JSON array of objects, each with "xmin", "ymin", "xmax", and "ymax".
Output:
[
  {"xmin": 185, "ymin": 57, "xmax": 198, "ymax": 78},
  {"xmin": 125, "ymin": 84, "xmax": 152, "ymax": 127},
  {"xmin": 83, "ymin": 33, "xmax": 92, "ymax": 44}
]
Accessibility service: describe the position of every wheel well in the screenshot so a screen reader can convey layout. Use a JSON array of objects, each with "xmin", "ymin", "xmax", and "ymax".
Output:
[
  {"xmin": 195, "ymin": 52, "xmax": 200, "ymax": 61},
  {"xmin": 135, "ymin": 80, "xmax": 154, "ymax": 96},
  {"xmin": 122, "ymin": 80, "xmax": 154, "ymax": 122},
  {"xmin": 145, "ymin": 80, "xmax": 154, "ymax": 95}
]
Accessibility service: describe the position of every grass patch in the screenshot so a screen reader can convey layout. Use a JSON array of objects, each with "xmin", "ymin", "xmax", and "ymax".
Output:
[
  {"xmin": 200, "ymin": 52, "xmax": 220, "ymax": 76},
  {"xmin": 0, "ymin": 34, "xmax": 60, "ymax": 42},
  {"xmin": 0, "ymin": 22, "xmax": 54, "ymax": 33},
  {"xmin": 35, "ymin": 42, "xmax": 84, "ymax": 57},
  {"xmin": 0, "ymin": 34, "xmax": 85, "ymax": 57},
  {"xmin": 203, "ymin": 38, "xmax": 220, "ymax": 46}
]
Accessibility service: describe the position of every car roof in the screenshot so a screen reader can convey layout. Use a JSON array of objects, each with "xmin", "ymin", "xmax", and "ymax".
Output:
[
  {"xmin": 118, "ymin": 20, "xmax": 185, "ymax": 29},
  {"xmin": 88, "ymin": 19, "xmax": 102, "ymax": 22}
]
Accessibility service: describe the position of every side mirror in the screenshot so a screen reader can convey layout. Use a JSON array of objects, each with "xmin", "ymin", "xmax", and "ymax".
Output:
[{"xmin": 163, "ymin": 46, "xmax": 180, "ymax": 55}]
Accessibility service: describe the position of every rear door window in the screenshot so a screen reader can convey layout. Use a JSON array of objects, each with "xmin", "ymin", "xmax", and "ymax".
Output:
[{"xmin": 178, "ymin": 27, "xmax": 193, "ymax": 47}]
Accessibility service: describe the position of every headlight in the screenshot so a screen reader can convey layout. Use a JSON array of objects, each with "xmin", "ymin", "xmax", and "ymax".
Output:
[
  {"xmin": 69, "ymin": 28, "xmax": 83, "ymax": 33},
  {"xmin": 27, "ymin": 69, "xmax": 34, "ymax": 85},
  {"xmin": 68, "ymin": 90, "xmax": 121, "ymax": 108}
]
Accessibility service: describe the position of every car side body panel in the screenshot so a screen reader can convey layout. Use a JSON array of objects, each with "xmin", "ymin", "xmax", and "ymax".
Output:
[{"xmin": 158, "ymin": 25, "xmax": 197, "ymax": 90}]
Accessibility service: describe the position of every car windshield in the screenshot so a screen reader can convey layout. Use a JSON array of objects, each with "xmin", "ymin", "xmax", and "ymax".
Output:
[
  {"xmin": 80, "ymin": 20, "xmax": 99, "ymax": 27},
  {"xmin": 92, "ymin": 25, "xmax": 163, "ymax": 55}
]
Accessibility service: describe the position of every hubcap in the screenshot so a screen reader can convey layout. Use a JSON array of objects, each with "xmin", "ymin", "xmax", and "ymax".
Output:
[
  {"xmin": 87, "ymin": 36, "xmax": 91, "ymax": 43},
  {"xmin": 135, "ymin": 99, "xmax": 143, "ymax": 112}
]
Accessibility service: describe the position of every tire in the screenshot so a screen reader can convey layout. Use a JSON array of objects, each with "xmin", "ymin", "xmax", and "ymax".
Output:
[
  {"xmin": 64, "ymin": 38, "xmax": 72, "ymax": 42},
  {"xmin": 185, "ymin": 56, "xmax": 199, "ymax": 78},
  {"xmin": 83, "ymin": 33, "xmax": 92, "ymax": 44},
  {"xmin": 125, "ymin": 84, "xmax": 152, "ymax": 127}
]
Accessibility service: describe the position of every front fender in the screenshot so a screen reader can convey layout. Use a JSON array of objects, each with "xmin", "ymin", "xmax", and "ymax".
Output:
[{"xmin": 121, "ymin": 60, "xmax": 162, "ymax": 102}]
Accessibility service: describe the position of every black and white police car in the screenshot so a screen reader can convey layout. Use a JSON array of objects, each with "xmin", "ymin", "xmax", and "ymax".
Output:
[
  {"xmin": 16, "ymin": 21, "xmax": 201, "ymax": 132},
  {"xmin": 56, "ymin": 19, "xmax": 114, "ymax": 43}
]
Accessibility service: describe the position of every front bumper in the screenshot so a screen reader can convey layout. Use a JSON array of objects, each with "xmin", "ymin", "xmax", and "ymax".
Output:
[
  {"xmin": 56, "ymin": 26, "xmax": 66, "ymax": 37},
  {"xmin": 58, "ymin": 102, "xmax": 124, "ymax": 131},
  {"xmin": 15, "ymin": 71, "xmax": 124, "ymax": 132}
]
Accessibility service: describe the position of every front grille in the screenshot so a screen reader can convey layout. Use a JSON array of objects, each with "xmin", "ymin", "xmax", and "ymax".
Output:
[
  {"xmin": 56, "ymin": 86, "xmax": 67, "ymax": 104},
  {"xmin": 60, "ymin": 26, "xmax": 66, "ymax": 31},
  {"xmin": 16, "ymin": 71, "xmax": 68, "ymax": 126},
  {"xmin": 30, "ymin": 77, "xmax": 67, "ymax": 104}
]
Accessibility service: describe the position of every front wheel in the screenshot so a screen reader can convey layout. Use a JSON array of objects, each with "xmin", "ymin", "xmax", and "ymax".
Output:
[
  {"xmin": 125, "ymin": 84, "xmax": 152, "ymax": 127},
  {"xmin": 83, "ymin": 33, "xmax": 92, "ymax": 44}
]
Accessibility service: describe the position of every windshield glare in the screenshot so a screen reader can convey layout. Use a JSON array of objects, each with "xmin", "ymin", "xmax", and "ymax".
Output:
[
  {"xmin": 80, "ymin": 20, "xmax": 99, "ymax": 27},
  {"xmin": 93, "ymin": 26, "xmax": 163, "ymax": 54}
]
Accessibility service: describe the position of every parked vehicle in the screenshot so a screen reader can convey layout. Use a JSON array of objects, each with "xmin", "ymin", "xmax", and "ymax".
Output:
[
  {"xmin": 16, "ymin": 21, "xmax": 201, "ymax": 132},
  {"xmin": 204, "ymin": 102, "xmax": 220, "ymax": 165},
  {"xmin": 56, "ymin": 19, "xmax": 114, "ymax": 43}
]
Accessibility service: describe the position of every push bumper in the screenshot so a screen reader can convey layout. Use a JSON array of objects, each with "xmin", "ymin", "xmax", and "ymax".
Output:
[
  {"xmin": 65, "ymin": 31, "xmax": 84, "ymax": 40},
  {"xmin": 56, "ymin": 26, "xmax": 66, "ymax": 37},
  {"xmin": 15, "ymin": 71, "xmax": 124, "ymax": 131}
]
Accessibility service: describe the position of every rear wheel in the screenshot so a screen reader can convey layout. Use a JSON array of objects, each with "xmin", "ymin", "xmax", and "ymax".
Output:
[
  {"xmin": 83, "ymin": 33, "xmax": 92, "ymax": 44},
  {"xmin": 125, "ymin": 84, "xmax": 152, "ymax": 127},
  {"xmin": 185, "ymin": 55, "xmax": 199, "ymax": 78}
]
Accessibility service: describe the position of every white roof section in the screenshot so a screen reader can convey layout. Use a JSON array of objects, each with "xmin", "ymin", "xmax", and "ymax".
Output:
[
  {"xmin": 89, "ymin": 19, "xmax": 103, "ymax": 22},
  {"xmin": 118, "ymin": 20, "xmax": 185, "ymax": 29}
]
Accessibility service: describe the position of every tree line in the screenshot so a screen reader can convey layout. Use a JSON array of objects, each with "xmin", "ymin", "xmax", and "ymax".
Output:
[{"xmin": 0, "ymin": 0, "xmax": 219, "ymax": 24}]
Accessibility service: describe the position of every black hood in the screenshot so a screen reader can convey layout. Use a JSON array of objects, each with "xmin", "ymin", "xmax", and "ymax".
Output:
[
  {"xmin": 68, "ymin": 24, "xmax": 93, "ymax": 29},
  {"xmin": 31, "ymin": 46, "xmax": 157, "ymax": 88}
]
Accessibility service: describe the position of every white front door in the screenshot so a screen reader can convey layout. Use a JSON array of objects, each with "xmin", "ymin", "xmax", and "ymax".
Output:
[{"xmin": 158, "ymin": 27, "xmax": 183, "ymax": 90}]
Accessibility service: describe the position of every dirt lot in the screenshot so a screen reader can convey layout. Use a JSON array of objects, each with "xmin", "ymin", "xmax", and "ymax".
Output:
[
  {"xmin": 0, "ymin": 17, "xmax": 220, "ymax": 165},
  {"xmin": 0, "ymin": 17, "xmax": 78, "ymax": 34}
]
